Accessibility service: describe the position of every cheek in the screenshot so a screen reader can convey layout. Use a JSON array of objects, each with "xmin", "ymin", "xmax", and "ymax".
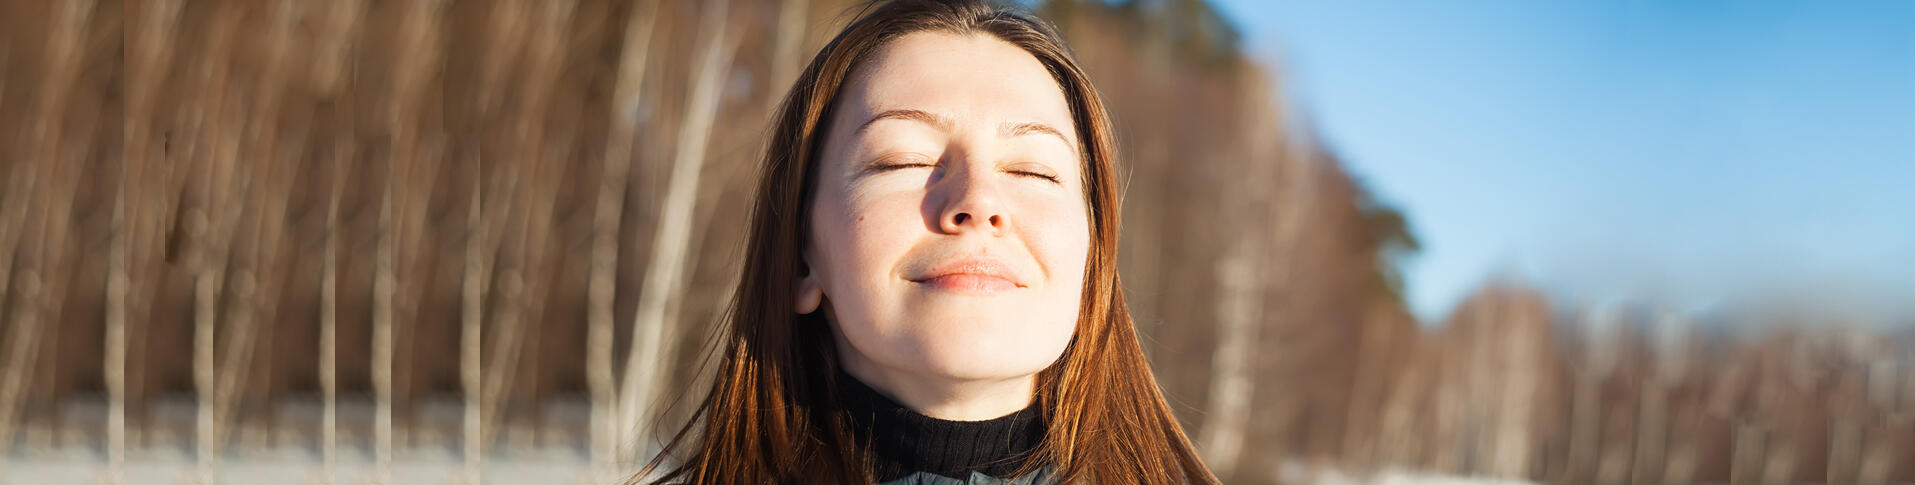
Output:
[
  {"xmin": 820, "ymin": 190, "xmax": 922, "ymax": 290},
  {"xmin": 1021, "ymin": 195, "xmax": 1094, "ymax": 283}
]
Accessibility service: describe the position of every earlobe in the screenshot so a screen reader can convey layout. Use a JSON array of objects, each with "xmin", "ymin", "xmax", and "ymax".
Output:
[{"xmin": 795, "ymin": 262, "xmax": 824, "ymax": 314}]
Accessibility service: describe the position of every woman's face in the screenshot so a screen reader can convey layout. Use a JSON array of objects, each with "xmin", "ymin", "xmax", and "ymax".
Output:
[{"xmin": 800, "ymin": 31, "xmax": 1090, "ymax": 389}]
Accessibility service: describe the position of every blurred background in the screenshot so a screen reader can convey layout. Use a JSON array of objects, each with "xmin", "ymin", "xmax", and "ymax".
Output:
[{"xmin": 0, "ymin": 0, "xmax": 1910, "ymax": 483}]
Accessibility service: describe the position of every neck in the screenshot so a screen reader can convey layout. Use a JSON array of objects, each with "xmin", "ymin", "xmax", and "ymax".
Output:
[
  {"xmin": 835, "ymin": 371, "xmax": 1048, "ymax": 481},
  {"xmin": 839, "ymin": 356, "xmax": 1036, "ymax": 421}
]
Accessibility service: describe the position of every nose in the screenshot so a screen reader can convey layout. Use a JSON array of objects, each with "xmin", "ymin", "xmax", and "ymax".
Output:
[{"xmin": 933, "ymin": 163, "xmax": 1008, "ymax": 235}]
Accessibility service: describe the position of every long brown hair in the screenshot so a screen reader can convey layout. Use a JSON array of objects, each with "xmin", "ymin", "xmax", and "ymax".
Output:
[{"xmin": 636, "ymin": 1, "xmax": 1216, "ymax": 483}]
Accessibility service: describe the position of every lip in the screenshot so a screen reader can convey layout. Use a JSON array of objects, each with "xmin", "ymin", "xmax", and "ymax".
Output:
[{"xmin": 908, "ymin": 258, "xmax": 1027, "ymax": 293}]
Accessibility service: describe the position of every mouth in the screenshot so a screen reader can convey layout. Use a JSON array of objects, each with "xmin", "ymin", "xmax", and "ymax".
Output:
[{"xmin": 907, "ymin": 258, "xmax": 1027, "ymax": 293}]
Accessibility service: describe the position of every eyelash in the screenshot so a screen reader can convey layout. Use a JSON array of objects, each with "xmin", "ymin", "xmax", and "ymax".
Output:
[
  {"xmin": 873, "ymin": 161, "xmax": 933, "ymax": 171},
  {"xmin": 873, "ymin": 161, "xmax": 1061, "ymax": 184},
  {"xmin": 1013, "ymin": 170, "xmax": 1062, "ymax": 184}
]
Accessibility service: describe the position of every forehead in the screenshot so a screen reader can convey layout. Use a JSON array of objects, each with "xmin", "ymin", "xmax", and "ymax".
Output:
[{"xmin": 837, "ymin": 31, "xmax": 1075, "ymax": 136}]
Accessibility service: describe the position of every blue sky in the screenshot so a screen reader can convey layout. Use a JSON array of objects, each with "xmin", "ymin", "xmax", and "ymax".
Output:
[{"xmin": 1208, "ymin": 1, "xmax": 1915, "ymax": 323}]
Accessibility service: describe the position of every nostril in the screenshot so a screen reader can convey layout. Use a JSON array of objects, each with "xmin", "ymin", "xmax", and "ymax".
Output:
[
  {"xmin": 953, "ymin": 212, "xmax": 970, "ymax": 226},
  {"xmin": 988, "ymin": 214, "xmax": 1001, "ymax": 226}
]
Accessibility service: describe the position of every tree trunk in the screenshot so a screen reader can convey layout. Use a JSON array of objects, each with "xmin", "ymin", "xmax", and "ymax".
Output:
[
  {"xmin": 619, "ymin": 0, "xmax": 735, "ymax": 465},
  {"xmin": 461, "ymin": 173, "xmax": 483, "ymax": 483},
  {"xmin": 592, "ymin": 0, "xmax": 659, "ymax": 477},
  {"xmin": 1730, "ymin": 422, "xmax": 1765, "ymax": 485},
  {"xmin": 1197, "ymin": 236, "xmax": 1262, "ymax": 477},
  {"xmin": 115, "ymin": 0, "xmax": 186, "ymax": 478},
  {"xmin": 323, "ymin": 134, "xmax": 347, "ymax": 484},
  {"xmin": 766, "ymin": 0, "xmax": 810, "ymax": 112},
  {"xmin": 1196, "ymin": 83, "xmax": 1289, "ymax": 477},
  {"xmin": 212, "ymin": 0, "xmax": 299, "ymax": 454},
  {"xmin": 191, "ymin": 6, "xmax": 245, "ymax": 480},
  {"xmin": 0, "ymin": 0, "xmax": 92, "ymax": 470},
  {"xmin": 481, "ymin": 0, "xmax": 573, "ymax": 454}
]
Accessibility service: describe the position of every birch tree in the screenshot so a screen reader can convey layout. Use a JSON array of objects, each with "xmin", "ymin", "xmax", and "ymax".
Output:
[
  {"xmin": 620, "ymin": 0, "xmax": 736, "ymax": 465},
  {"xmin": 461, "ymin": 0, "xmax": 534, "ymax": 480},
  {"xmin": 113, "ymin": 1, "xmax": 184, "ymax": 481},
  {"xmin": 0, "ymin": 0, "xmax": 93, "ymax": 466},
  {"xmin": 185, "ymin": 4, "xmax": 245, "ymax": 480},
  {"xmin": 592, "ymin": 0, "xmax": 659, "ymax": 478},
  {"xmin": 481, "ymin": 0, "xmax": 574, "ymax": 454},
  {"xmin": 1197, "ymin": 68, "xmax": 1291, "ymax": 479},
  {"xmin": 313, "ymin": 2, "xmax": 363, "ymax": 480}
]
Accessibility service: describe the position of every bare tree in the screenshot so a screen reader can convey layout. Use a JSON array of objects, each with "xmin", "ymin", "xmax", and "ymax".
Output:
[
  {"xmin": 113, "ymin": 1, "xmax": 184, "ymax": 482},
  {"xmin": 592, "ymin": 0, "xmax": 660, "ymax": 478},
  {"xmin": 461, "ymin": 1, "xmax": 535, "ymax": 481},
  {"xmin": 1197, "ymin": 67, "xmax": 1289, "ymax": 478},
  {"xmin": 618, "ymin": 0, "xmax": 738, "ymax": 466},
  {"xmin": 481, "ymin": 0, "xmax": 575, "ymax": 454},
  {"xmin": 323, "ymin": 129, "xmax": 351, "ymax": 485},
  {"xmin": 313, "ymin": 1, "xmax": 364, "ymax": 479},
  {"xmin": 0, "ymin": 0, "xmax": 94, "ymax": 467},
  {"xmin": 766, "ymin": 0, "xmax": 811, "ymax": 112},
  {"xmin": 374, "ymin": 1, "xmax": 447, "ymax": 480},
  {"xmin": 181, "ymin": 4, "xmax": 246, "ymax": 480},
  {"xmin": 210, "ymin": 0, "xmax": 300, "ymax": 459}
]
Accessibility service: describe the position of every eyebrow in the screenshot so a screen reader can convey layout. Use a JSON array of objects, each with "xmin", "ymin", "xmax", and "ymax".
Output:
[{"xmin": 856, "ymin": 108, "xmax": 1077, "ymax": 153}]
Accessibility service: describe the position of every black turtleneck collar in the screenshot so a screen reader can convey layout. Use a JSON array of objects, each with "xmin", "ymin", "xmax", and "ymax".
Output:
[{"xmin": 836, "ymin": 372, "xmax": 1047, "ymax": 481}]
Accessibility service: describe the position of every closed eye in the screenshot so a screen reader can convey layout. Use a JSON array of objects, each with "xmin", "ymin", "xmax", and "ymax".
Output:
[
  {"xmin": 875, "ymin": 161, "xmax": 934, "ymax": 171},
  {"xmin": 1011, "ymin": 170, "xmax": 1061, "ymax": 184},
  {"xmin": 861, "ymin": 154, "xmax": 936, "ymax": 176}
]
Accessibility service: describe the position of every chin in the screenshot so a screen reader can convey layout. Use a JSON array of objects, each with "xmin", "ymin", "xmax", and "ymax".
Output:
[
  {"xmin": 834, "ymin": 302, "xmax": 1079, "ymax": 383},
  {"xmin": 906, "ymin": 322, "xmax": 1074, "ymax": 381},
  {"xmin": 917, "ymin": 350, "xmax": 1060, "ymax": 381}
]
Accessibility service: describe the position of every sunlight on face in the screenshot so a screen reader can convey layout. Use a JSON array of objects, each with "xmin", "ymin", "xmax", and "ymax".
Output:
[{"xmin": 800, "ymin": 31, "xmax": 1090, "ymax": 390}]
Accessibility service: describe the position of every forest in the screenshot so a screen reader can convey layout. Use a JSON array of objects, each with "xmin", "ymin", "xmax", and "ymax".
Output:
[{"xmin": 0, "ymin": 0, "xmax": 1910, "ymax": 483}]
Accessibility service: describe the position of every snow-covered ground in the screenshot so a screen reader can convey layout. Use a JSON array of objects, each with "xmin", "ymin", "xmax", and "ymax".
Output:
[
  {"xmin": 3, "ymin": 397, "xmax": 1535, "ymax": 485},
  {"xmin": 4, "ymin": 446, "xmax": 609, "ymax": 485},
  {"xmin": 4, "ymin": 397, "xmax": 618, "ymax": 484},
  {"xmin": 7, "ymin": 452, "xmax": 1550, "ymax": 485},
  {"xmin": 1311, "ymin": 469, "xmax": 1538, "ymax": 485},
  {"xmin": 6, "ymin": 453, "xmax": 1567, "ymax": 485},
  {"xmin": 1279, "ymin": 460, "xmax": 1539, "ymax": 485},
  {"xmin": 6, "ymin": 456, "xmax": 1536, "ymax": 485}
]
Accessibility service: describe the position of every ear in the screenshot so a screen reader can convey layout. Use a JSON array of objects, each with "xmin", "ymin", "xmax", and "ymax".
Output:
[{"xmin": 795, "ymin": 258, "xmax": 824, "ymax": 315}]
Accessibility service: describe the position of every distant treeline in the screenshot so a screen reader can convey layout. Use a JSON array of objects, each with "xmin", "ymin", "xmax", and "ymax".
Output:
[{"xmin": 0, "ymin": 0, "xmax": 1909, "ymax": 484}]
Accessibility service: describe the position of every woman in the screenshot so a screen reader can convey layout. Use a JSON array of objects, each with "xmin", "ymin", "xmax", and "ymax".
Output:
[{"xmin": 637, "ymin": 0, "xmax": 1216, "ymax": 483}]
